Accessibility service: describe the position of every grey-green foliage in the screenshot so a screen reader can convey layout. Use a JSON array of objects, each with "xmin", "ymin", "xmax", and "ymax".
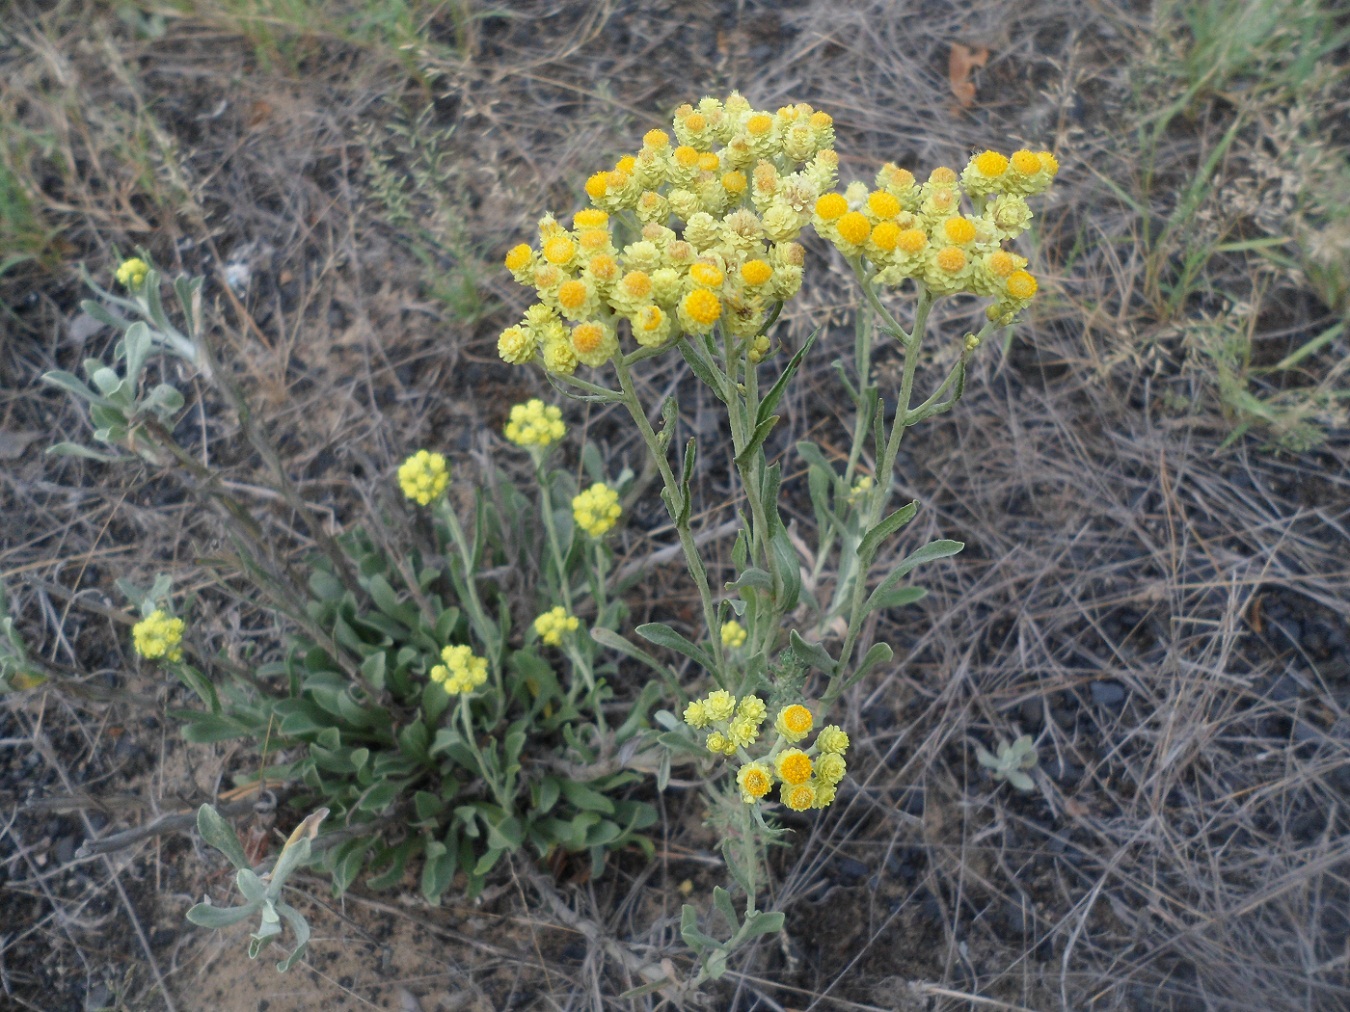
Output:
[
  {"xmin": 678, "ymin": 887, "xmax": 784, "ymax": 985},
  {"xmin": 42, "ymin": 261, "xmax": 201, "ymax": 462},
  {"xmin": 0, "ymin": 583, "xmax": 42, "ymax": 693},
  {"xmin": 976, "ymin": 734, "xmax": 1039, "ymax": 792},
  {"xmin": 186, "ymin": 804, "xmax": 323, "ymax": 972}
]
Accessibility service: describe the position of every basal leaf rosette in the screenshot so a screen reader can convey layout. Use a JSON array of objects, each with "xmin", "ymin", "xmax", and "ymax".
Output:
[
  {"xmin": 812, "ymin": 149, "xmax": 1057, "ymax": 326},
  {"xmin": 497, "ymin": 93, "xmax": 837, "ymax": 376}
]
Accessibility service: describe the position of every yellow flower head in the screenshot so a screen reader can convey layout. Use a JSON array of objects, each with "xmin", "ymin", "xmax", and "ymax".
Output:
[
  {"xmin": 504, "ymin": 244, "xmax": 533, "ymax": 273},
  {"xmin": 1006, "ymin": 270, "xmax": 1038, "ymax": 301},
  {"xmin": 737, "ymin": 694, "xmax": 767, "ymax": 723},
  {"xmin": 132, "ymin": 609, "xmax": 184, "ymax": 662},
  {"xmin": 705, "ymin": 730, "xmax": 737, "ymax": 756},
  {"xmin": 776, "ymin": 703, "xmax": 814, "ymax": 742},
  {"xmin": 679, "ymin": 288, "xmax": 722, "ymax": 333},
  {"xmin": 497, "ymin": 324, "xmax": 537, "ymax": 365},
  {"xmin": 533, "ymin": 606, "xmax": 580, "ymax": 646},
  {"xmin": 116, "ymin": 258, "xmax": 150, "ymax": 289},
  {"xmin": 542, "ymin": 235, "xmax": 576, "ymax": 266},
  {"xmin": 643, "ymin": 128, "xmax": 670, "ymax": 150},
  {"xmin": 737, "ymin": 762, "xmax": 773, "ymax": 803},
  {"xmin": 781, "ymin": 781, "xmax": 817, "ymax": 811},
  {"xmin": 727, "ymin": 717, "xmax": 761, "ymax": 748},
  {"xmin": 974, "ymin": 150, "xmax": 1009, "ymax": 177},
  {"xmin": 720, "ymin": 620, "xmax": 748, "ymax": 648},
  {"xmin": 814, "ymin": 192, "xmax": 848, "ymax": 222},
  {"xmin": 1011, "ymin": 150, "xmax": 1042, "ymax": 176},
  {"xmin": 574, "ymin": 208, "xmax": 609, "ymax": 229},
  {"xmin": 740, "ymin": 259, "xmax": 773, "ymax": 287},
  {"xmin": 704, "ymin": 688, "xmax": 736, "ymax": 722},
  {"xmin": 570, "ymin": 320, "xmax": 618, "ymax": 367},
  {"xmin": 942, "ymin": 216, "xmax": 977, "ymax": 246},
  {"xmin": 813, "ymin": 781, "xmax": 837, "ymax": 808},
  {"xmin": 816, "ymin": 752, "xmax": 847, "ymax": 786},
  {"xmin": 775, "ymin": 748, "xmax": 813, "ymax": 785},
  {"xmin": 398, "ymin": 450, "xmax": 450, "ymax": 506},
  {"xmin": 867, "ymin": 190, "xmax": 902, "ymax": 220},
  {"xmin": 684, "ymin": 699, "xmax": 710, "ymax": 729},
  {"xmin": 572, "ymin": 482, "xmax": 621, "ymax": 537},
  {"xmin": 688, "ymin": 261, "xmax": 724, "ymax": 289},
  {"xmin": 504, "ymin": 399, "xmax": 566, "ymax": 448},
  {"xmin": 429, "ymin": 644, "xmax": 489, "ymax": 694},
  {"xmin": 836, "ymin": 211, "xmax": 871, "ymax": 247},
  {"xmin": 815, "ymin": 724, "xmax": 850, "ymax": 755},
  {"xmin": 722, "ymin": 170, "xmax": 748, "ymax": 196}
]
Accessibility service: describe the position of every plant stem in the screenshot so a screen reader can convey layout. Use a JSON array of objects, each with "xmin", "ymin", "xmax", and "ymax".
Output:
[{"xmin": 612, "ymin": 356, "xmax": 727, "ymax": 681}]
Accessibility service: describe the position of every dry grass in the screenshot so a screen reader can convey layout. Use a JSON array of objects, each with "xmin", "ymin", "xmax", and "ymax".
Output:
[{"xmin": 2, "ymin": 0, "xmax": 1348, "ymax": 1009}]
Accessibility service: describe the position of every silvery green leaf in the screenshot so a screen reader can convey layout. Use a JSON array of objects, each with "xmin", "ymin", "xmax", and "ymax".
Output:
[
  {"xmin": 123, "ymin": 322, "xmax": 152, "ymax": 378},
  {"xmin": 186, "ymin": 901, "xmax": 257, "ymax": 929},
  {"xmin": 236, "ymin": 868, "xmax": 268, "ymax": 903},
  {"xmin": 196, "ymin": 804, "xmax": 252, "ymax": 870},
  {"xmin": 46, "ymin": 442, "xmax": 123, "ymax": 462},
  {"xmin": 41, "ymin": 370, "xmax": 102, "ymax": 404},
  {"xmin": 275, "ymin": 902, "xmax": 311, "ymax": 972},
  {"xmin": 1005, "ymin": 770, "xmax": 1035, "ymax": 792}
]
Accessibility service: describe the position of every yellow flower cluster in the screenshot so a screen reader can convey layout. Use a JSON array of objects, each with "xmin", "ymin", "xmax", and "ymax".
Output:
[
  {"xmin": 115, "ymin": 257, "xmax": 149, "ymax": 289},
  {"xmin": 132, "ymin": 609, "xmax": 184, "ymax": 662},
  {"xmin": 720, "ymin": 619, "xmax": 748, "ymax": 648},
  {"xmin": 398, "ymin": 450, "xmax": 449, "ymax": 506},
  {"xmin": 813, "ymin": 149, "xmax": 1056, "ymax": 324},
  {"xmin": 429, "ymin": 644, "xmax": 488, "ymax": 694},
  {"xmin": 684, "ymin": 691, "xmax": 850, "ymax": 810},
  {"xmin": 534, "ymin": 606, "xmax": 580, "ymax": 646},
  {"xmin": 572, "ymin": 482, "xmax": 621, "ymax": 537},
  {"xmin": 498, "ymin": 93, "xmax": 836, "ymax": 373},
  {"xmin": 504, "ymin": 399, "xmax": 566, "ymax": 448}
]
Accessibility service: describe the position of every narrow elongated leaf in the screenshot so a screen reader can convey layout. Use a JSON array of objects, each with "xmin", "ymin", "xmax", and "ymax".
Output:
[
  {"xmin": 864, "ymin": 539, "xmax": 963, "ymax": 614},
  {"xmin": 197, "ymin": 804, "xmax": 252, "ymax": 870},
  {"xmin": 636, "ymin": 622, "xmax": 711, "ymax": 670},
  {"xmin": 789, "ymin": 630, "xmax": 835, "ymax": 675},
  {"xmin": 857, "ymin": 500, "xmax": 918, "ymax": 562},
  {"xmin": 590, "ymin": 627, "xmax": 677, "ymax": 681},
  {"xmin": 186, "ymin": 902, "xmax": 257, "ymax": 929},
  {"xmin": 757, "ymin": 331, "xmax": 817, "ymax": 427}
]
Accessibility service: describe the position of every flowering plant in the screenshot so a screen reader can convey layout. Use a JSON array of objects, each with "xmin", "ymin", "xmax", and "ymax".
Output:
[{"xmin": 495, "ymin": 92, "xmax": 1054, "ymax": 985}]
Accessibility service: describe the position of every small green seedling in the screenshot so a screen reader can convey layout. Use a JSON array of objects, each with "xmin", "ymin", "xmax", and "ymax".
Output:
[
  {"xmin": 187, "ymin": 804, "xmax": 326, "ymax": 971},
  {"xmin": 976, "ymin": 734, "xmax": 1039, "ymax": 792}
]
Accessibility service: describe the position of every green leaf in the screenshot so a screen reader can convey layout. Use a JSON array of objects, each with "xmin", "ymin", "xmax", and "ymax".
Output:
[
  {"xmin": 680, "ymin": 904, "xmax": 721, "ymax": 953},
  {"xmin": 196, "ymin": 804, "xmax": 253, "ymax": 870},
  {"xmin": 770, "ymin": 525, "xmax": 801, "ymax": 610},
  {"xmin": 744, "ymin": 910, "xmax": 785, "ymax": 936},
  {"xmin": 636, "ymin": 622, "xmax": 710, "ymax": 670},
  {"xmin": 41, "ymin": 369, "xmax": 103, "ymax": 405},
  {"xmin": 590, "ymin": 627, "xmax": 677, "ymax": 681},
  {"xmin": 274, "ymin": 902, "xmax": 311, "ymax": 971},
  {"xmin": 186, "ymin": 901, "xmax": 257, "ymax": 929},
  {"xmin": 734, "ymin": 414, "xmax": 778, "ymax": 469},
  {"xmin": 857, "ymin": 500, "xmax": 918, "ymax": 563},
  {"xmin": 677, "ymin": 338, "xmax": 727, "ymax": 398},
  {"xmin": 757, "ymin": 331, "xmax": 817, "ymax": 428},
  {"xmin": 864, "ymin": 539, "xmax": 963, "ymax": 614},
  {"xmin": 175, "ymin": 665, "xmax": 220, "ymax": 714},
  {"xmin": 537, "ymin": 776, "xmax": 561, "ymax": 814},
  {"xmin": 712, "ymin": 885, "xmax": 737, "ymax": 929},
  {"xmin": 657, "ymin": 395, "xmax": 679, "ymax": 453},
  {"xmin": 46, "ymin": 442, "xmax": 124, "ymax": 462},
  {"xmin": 179, "ymin": 712, "xmax": 254, "ymax": 743},
  {"xmin": 676, "ymin": 437, "xmax": 697, "ymax": 526},
  {"xmin": 838, "ymin": 641, "xmax": 893, "ymax": 695},
  {"xmin": 865, "ymin": 586, "xmax": 928, "ymax": 614},
  {"xmin": 789, "ymin": 630, "xmax": 835, "ymax": 675},
  {"xmin": 560, "ymin": 779, "xmax": 616, "ymax": 815},
  {"xmin": 122, "ymin": 322, "xmax": 152, "ymax": 379}
]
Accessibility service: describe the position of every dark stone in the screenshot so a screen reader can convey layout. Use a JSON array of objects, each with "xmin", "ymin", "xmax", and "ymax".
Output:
[{"xmin": 1090, "ymin": 680, "xmax": 1126, "ymax": 707}]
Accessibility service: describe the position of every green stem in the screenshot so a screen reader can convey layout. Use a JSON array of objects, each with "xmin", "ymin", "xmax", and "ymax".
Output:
[
  {"xmin": 830, "ymin": 287, "xmax": 932, "ymax": 695},
  {"xmin": 458, "ymin": 693, "xmax": 510, "ymax": 810},
  {"xmin": 533, "ymin": 451, "xmax": 574, "ymax": 614},
  {"xmin": 436, "ymin": 497, "xmax": 503, "ymax": 700},
  {"xmin": 612, "ymin": 356, "xmax": 727, "ymax": 681}
]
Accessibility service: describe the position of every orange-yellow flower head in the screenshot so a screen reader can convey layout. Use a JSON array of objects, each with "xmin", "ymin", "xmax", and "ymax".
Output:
[
  {"xmin": 1011, "ymin": 150, "xmax": 1042, "ymax": 175},
  {"xmin": 837, "ymin": 211, "xmax": 870, "ymax": 246},
  {"xmin": 746, "ymin": 113, "xmax": 774, "ymax": 137},
  {"xmin": 776, "ymin": 704, "xmax": 814, "ymax": 742},
  {"xmin": 897, "ymin": 228, "xmax": 928, "ymax": 254},
  {"xmin": 943, "ymin": 216, "xmax": 977, "ymax": 245},
  {"xmin": 935, "ymin": 246, "xmax": 967, "ymax": 273},
  {"xmin": 643, "ymin": 128, "xmax": 670, "ymax": 150},
  {"xmin": 1006, "ymin": 270, "xmax": 1038, "ymax": 300},
  {"xmin": 871, "ymin": 221, "xmax": 902, "ymax": 252},
  {"xmin": 737, "ymin": 763, "xmax": 773, "ymax": 803},
  {"xmin": 775, "ymin": 748, "xmax": 813, "ymax": 785},
  {"xmin": 680, "ymin": 288, "xmax": 722, "ymax": 331},
  {"xmin": 574, "ymin": 208, "xmax": 609, "ymax": 229},
  {"xmin": 542, "ymin": 235, "xmax": 576, "ymax": 266},
  {"xmin": 867, "ymin": 190, "xmax": 902, "ymax": 219},
  {"xmin": 781, "ymin": 782, "xmax": 817, "ymax": 812},
  {"xmin": 974, "ymin": 150, "xmax": 1009, "ymax": 177},
  {"xmin": 504, "ymin": 244, "xmax": 532, "ymax": 272},
  {"xmin": 689, "ymin": 262, "xmax": 724, "ymax": 288},
  {"xmin": 814, "ymin": 192, "xmax": 848, "ymax": 221},
  {"xmin": 740, "ymin": 259, "xmax": 773, "ymax": 286}
]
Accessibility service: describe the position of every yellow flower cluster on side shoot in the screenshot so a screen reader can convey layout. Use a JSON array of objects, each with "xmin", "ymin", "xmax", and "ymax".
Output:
[
  {"xmin": 498, "ymin": 93, "xmax": 837, "ymax": 374},
  {"xmin": 115, "ymin": 257, "xmax": 149, "ymax": 289},
  {"xmin": 813, "ymin": 149, "xmax": 1056, "ymax": 325},
  {"xmin": 429, "ymin": 644, "xmax": 488, "ymax": 694},
  {"xmin": 534, "ymin": 606, "xmax": 580, "ymax": 646},
  {"xmin": 684, "ymin": 691, "xmax": 850, "ymax": 810},
  {"xmin": 572, "ymin": 482, "xmax": 621, "ymax": 537},
  {"xmin": 504, "ymin": 399, "xmax": 566, "ymax": 448},
  {"xmin": 132, "ymin": 609, "xmax": 185, "ymax": 662},
  {"xmin": 720, "ymin": 620, "xmax": 748, "ymax": 648},
  {"xmin": 398, "ymin": 450, "xmax": 450, "ymax": 506}
]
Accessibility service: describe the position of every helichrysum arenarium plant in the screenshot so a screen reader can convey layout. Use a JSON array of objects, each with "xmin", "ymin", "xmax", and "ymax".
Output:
[{"xmin": 495, "ymin": 91, "xmax": 1055, "ymax": 984}]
